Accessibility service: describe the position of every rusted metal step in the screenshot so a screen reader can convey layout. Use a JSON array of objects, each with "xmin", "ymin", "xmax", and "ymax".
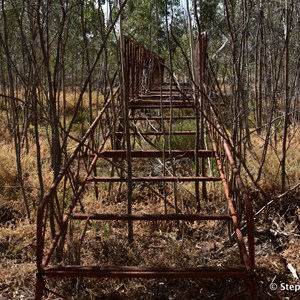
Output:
[
  {"xmin": 70, "ymin": 213, "xmax": 232, "ymax": 221},
  {"xmin": 128, "ymin": 101, "xmax": 194, "ymax": 109},
  {"xmin": 146, "ymin": 91, "xmax": 192, "ymax": 96},
  {"xmin": 87, "ymin": 176, "xmax": 222, "ymax": 182},
  {"xmin": 137, "ymin": 93, "xmax": 192, "ymax": 100},
  {"xmin": 130, "ymin": 99, "xmax": 192, "ymax": 104},
  {"xmin": 151, "ymin": 82, "xmax": 192, "ymax": 90},
  {"xmin": 97, "ymin": 150, "xmax": 215, "ymax": 158},
  {"xmin": 150, "ymin": 87, "xmax": 186, "ymax": 92},
  {"xmin": 125, "ymin": 116, "xmax": 197, "ymax": 121},
  {"xmin": 43, "ymin": 265, "xmax": 248, "ymax": 279},
  {"xmin": 116, "ymin": 131, "xmax": 197, "ymax": 136}
]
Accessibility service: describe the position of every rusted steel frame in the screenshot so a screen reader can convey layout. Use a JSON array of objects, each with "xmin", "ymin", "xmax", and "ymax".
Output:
[
  {"xmin": 132, "ymin": 44, "xmax": 137, "ymax": 98},
  {"xmin": 135, "ymin": 44, "xmax": 140, "ymax": 97},
  {"xmin": 231, "ymin": 175, "xmax": 243, "ymax": 227},
  {"xmin": 208, "ymin": 109, "xmax": 254, "ymax": 271},
  {"xmin": 126, "ymin": 38, "xmax": 138, "ymax": 95},
  {"xmin": 138, "ymin": 92, "xmax": 192, "ymax": 98},
  {"xmin": 71, "ymin": 213, "xmax": 231, "ymax": 221},
  {"xmin": 208, "ymin": 105, "xmax": 254, "ymax": 248},
  {"xmin": 211, "ymin": 140, "xmax": 252, "ymax": 272},
  {"xmin": 134, "ymin": 44, "xmax": 138, "ymax": 97},
  {"xmin": 211, "ymin": 108, "xmax": 254, "ymax": 270},
  {"xmin": 130, "ymin": 96, "xmax": 192, "ymax": 102},
  {"xmin": 137, "ymin": 46, "xmax": 141, "ymax": 94},
  {"xmin": 129, "ymin": 39, "xmax": 137, "ymax": 99},
  {"xmin": 133, "ymin": 95, "xmax": 192, "ymax": 101},
  {"xmin": 41, "ymin": 129, "xmax": 111, "ymax": 269},
  {"xmin": 128, "ymin": 103, "xmax": 194, "ymax": 109},
  {"xmin": 223, "ymin": 141, "xmax": 255, "ymax": 270},
  {"xmin": 43, "ymin": 265, "xmax": 248, "ymax": 279},
  {"xmin": 35, "ymin": 275, "xmax": 45, "ymax": 300},
  {"xmin": 125, "ymin": 36, "xmax": 163, "ymax": 64},
  {"xmin": 36, "ymin": 99, "xmax": 112, "ymax": 272},
  {"xmin": 124, "ymin": 36, "xmax": 164, "ymax": 95}
]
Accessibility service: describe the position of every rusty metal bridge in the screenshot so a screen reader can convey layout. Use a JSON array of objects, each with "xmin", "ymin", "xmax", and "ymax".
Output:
[{"xmin": 35, "ymin": 34, "xmax": 256, "ymax": 299}]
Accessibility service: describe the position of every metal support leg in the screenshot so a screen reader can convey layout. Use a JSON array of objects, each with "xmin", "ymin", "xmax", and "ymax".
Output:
[{"xmin": 35, "ymin": 273, "xmax": 45, "ymax": 300}]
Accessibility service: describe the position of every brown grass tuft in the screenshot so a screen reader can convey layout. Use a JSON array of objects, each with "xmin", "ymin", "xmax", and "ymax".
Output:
[{"xmin": 0, "ymin": 143, "xmax": 18, "ymax": 199}]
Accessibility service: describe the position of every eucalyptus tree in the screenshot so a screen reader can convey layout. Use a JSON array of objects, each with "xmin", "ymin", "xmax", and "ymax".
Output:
[
  {"xmin": 0, "ymin": 0, "xmax": 119, "ymax": 220},
  {"xmin": 0, "ymin": 0, "xmax": 31, "ymax": 217},
  {"xmin": 123, "ymin": 0, "xmax": 186, "ymax": 66}
]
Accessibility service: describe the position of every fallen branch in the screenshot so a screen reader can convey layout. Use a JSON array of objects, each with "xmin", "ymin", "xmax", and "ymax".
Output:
[{"xmin": 254, "ymin": 181, "xmax": 300, "ymax": 217}]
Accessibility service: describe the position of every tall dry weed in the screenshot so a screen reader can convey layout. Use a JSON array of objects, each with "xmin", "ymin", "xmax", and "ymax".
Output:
[
  {"xmin": 0, "ymin": 143, "xmax": 18, "ymax": 199},
  {"xmin": 246, "ymin": 125, "xmax": 300, "ymax": 194}
]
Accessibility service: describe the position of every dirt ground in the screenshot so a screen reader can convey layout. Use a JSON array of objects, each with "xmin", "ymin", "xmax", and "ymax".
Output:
[{"xmin": 0, "ymin": 189, "xmax": 299, "ymax": 300}]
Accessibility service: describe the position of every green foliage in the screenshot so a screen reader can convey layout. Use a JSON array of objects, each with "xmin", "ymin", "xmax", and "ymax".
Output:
[
  {"xmin": 102, "ymin": 222, "xmax": 113, "ymax": 239},
  {"xmin": 124, "ymin": 0, "xmax": 184, "ymax": 57},
  {"xmin": 156, "ymin": 120, "xmax": 196, "ymax": 151}
]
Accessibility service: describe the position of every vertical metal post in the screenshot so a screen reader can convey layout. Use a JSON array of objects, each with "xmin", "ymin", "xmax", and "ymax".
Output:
[
  {"xmin": 200, "ymin": 33, "xmax": 207, "ymax": 202},
  {"xmin": 186, "ymin": 0, "xmax": 201, "ymax": 212},
  {"xmin": 35, "ymin": 274, "xmax": 45, "ymax": 300}
]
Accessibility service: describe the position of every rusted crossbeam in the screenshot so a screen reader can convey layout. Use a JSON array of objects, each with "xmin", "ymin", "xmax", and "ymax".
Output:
[
  {"xmin": 97, "ymin": 150, "xmax": 215, "ymax": 158},
  {"xmin": 137, "ymin": 93, "xmax": 192, "ymax": 99},
  {"xmin": 87, "ymin": 176, "xmax": 221, "ymax": 182},
  {"xmin": 70, "ymin": 213, "xmax": 232, "ymax": 221},
  {"xmin": 43, "ymin": 266, "xmax": 248, "ymax": 279},
  {"xmin": 128, "ymin": 102, "xmax": 194, "ymax": 109}
]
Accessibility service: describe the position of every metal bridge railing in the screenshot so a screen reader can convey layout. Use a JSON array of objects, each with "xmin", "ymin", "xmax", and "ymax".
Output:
[
  {"xmin": 124, "ymin": 36, "xmax": 164, "ymax": 98},
  {"xmin": 35, "ymin": 32, "xmax": 256, "ymax": 299},
  {"xmin": 207, "ymin": 108, "xmax": 255, "ymax": 272},
  {"xmin": 35, "ymin": 90, "xmax": 120, "ymax": 298},
  {"xmin": 35, "ymin": 36, "xmax": 165, "ymax": 298},
  {"xmin": 194, "ymin": 32, "xmax": 255, "ymax": 273}
]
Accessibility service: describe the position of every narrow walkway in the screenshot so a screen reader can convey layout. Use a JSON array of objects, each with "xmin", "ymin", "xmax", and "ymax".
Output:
[{"xmin": 35, "ymin": 35, "xmax": 256, "ymax": 299}]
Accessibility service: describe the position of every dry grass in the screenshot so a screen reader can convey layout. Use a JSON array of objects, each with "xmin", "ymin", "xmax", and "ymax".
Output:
[
  {"xmin": 0, "ymin": 218, "xmax": 36, "ymax": 299},
  {"xmin": 0, "ymin": 134, "xmax": 52, "ymax": 299},
  {"xmin": 0, "ymin": 143, "xmax": 18, "ymax": 199},
  {"xmin": 245, "ymin": 125, "xmax": 300, "ymax": 195},
  {"xmin": 242, "ymin": 125, "xmax": 300, "ymax": 300},
  {"xmin": 1, "ymin": 108, "xmax": 300, "ymax": 299}
]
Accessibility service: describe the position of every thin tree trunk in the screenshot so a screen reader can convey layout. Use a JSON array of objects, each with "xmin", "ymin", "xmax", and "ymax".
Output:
[
  {"xmin": 281, "ymin": 0, "xmax": 292, "ymax": 193},
  {"xmin": 119, "ymin": 0, "xmax": 133, "ymax": 243}
]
